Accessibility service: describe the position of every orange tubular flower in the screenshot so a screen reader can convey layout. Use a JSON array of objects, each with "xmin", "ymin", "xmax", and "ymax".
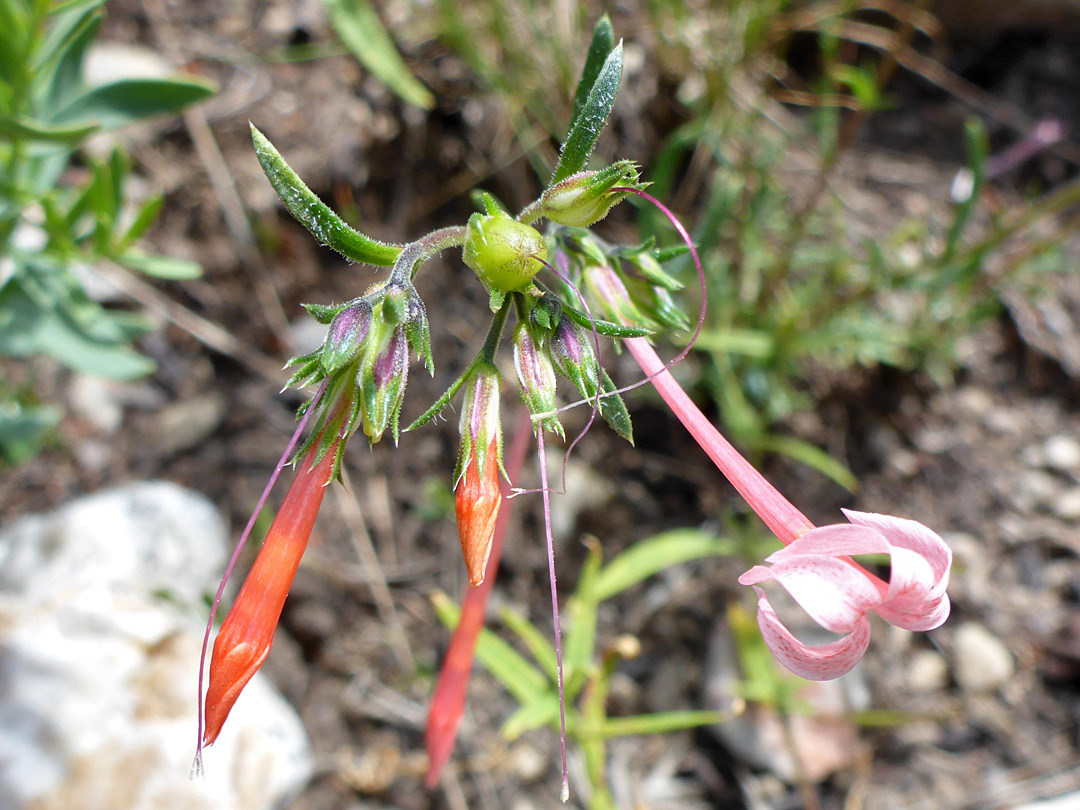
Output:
[
  {"xmin": 454, "ymin": 438, "xmax": 502, "ymax": 587},
  {"xmin": 202, "ymin": 446, "xmax": 335, "ymax": 746}
]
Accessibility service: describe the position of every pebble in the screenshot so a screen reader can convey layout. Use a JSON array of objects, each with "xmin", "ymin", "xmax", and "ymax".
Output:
[
  {"xmin": 1044, "ymin": 435, "xmax": 1080, "ymax": 473},
  {"xmin": 1015, "ymin": 470, "xmax": 1059, "ymax": 511},
  {"xmin": 1053, "ymin": 487, "xmax": 1080, "ymax": 521},
  {"xmin": 907, "ymin": 650, "xmax": 949, "ymax": 692},
  {"xmin": 68, "ymin": 374, "xmax": 125, "ymax": 433},
  {"xmin": 954, "ymin": 623, "xmax": 1014, "ymax": 692},
  {"xmin": 152, "ymin": 393, "xmax": 227, "ymax": 456}
]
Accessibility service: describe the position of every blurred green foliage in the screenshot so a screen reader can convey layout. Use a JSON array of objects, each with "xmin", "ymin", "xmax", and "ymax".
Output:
[
  {"xmin": 0, "ymin": 0, "xmax": 213, "ymax": 463},
  {"xmin": 434, "ymin": 529, "xmax": 739, "ymax": 810}
]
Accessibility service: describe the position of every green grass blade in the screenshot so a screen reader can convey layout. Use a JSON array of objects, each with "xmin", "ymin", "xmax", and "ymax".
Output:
[
  {"xmin": 592, "ymin": 530, "xmax": 735, "ymax": 602},
  {"xmin": 322, "ymin": 0, "xmax": 433, "ymax": 110},
  {"xmin": 584, "ymin": 710, "xmax": 726, "ymax": 740},
  {"xmin": 568, "ymin": 15, "xmax": 614, "ymax": 135}
]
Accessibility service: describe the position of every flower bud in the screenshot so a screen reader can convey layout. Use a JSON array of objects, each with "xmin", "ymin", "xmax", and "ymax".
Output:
[
  {"xmin": 454, "ymin": 365, "xmax": 502, "ymax": 586},
  {"xmin": 581, "ymin": 262, "xmax": 654, "ymax": 329},
  {"xmin": 512, "ymin": 323, "xmax": 562, "ymax": 437},
  {"xmin": 550, "ymin": 315, "xmax": 600, "ymax": 400},
  {"xmin": 541, "ymin": 160, "xmax": 640, "ymax": 227},
  {"xmin": 455, "ymin": 437, "xmax": 502, "ymax": 587},
  {"xmin": 359, "ymin": 319, "xmax": 409, "ymax": 443},
  {"xmin": 462, "ymin": 212, "xmax": 547, "ymax": 294},
  {"xmin": 320, "ymin": 300, "xmax": 372, "ymax": 373}
]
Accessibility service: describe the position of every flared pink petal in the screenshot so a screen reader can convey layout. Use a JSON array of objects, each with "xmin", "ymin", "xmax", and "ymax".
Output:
[
  {"xmin": 751, "ymin": 587, "xmax": 872, "ymax": 680},
  {"xmin": 881, "ymin": 546, "xmax": 937, "ymax": 604},
  {"xmin": 876, "ymin": 592, "xmax": 951, "ymax": 632},
  {"xmin": 842, "ymin": 510, "xmax": 951, "ymax": 597},
  {"xmin": 766, "ymin": 523, "xmax": 891, "ymax": 562},
  {"xmin": 742, "ymin": 555, "xmax": 882, "ymax": 634}
]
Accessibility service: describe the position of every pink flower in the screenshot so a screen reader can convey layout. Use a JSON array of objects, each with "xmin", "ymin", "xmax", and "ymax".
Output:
[
  {"xmin": 738, "ymin": 510, "xmax": 951, "ymax": 680},
  {"xmin": 625, "ymin": 336, "xmax": 953, "ymax": 680}
]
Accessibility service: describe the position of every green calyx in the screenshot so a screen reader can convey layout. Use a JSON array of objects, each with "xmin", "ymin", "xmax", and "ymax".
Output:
[{"xmin": 463, "ymin": 213, "xmax": 547, "ymax": 295}]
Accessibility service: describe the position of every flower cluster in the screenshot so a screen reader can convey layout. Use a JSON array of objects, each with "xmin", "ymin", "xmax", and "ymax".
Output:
[{"xmin": 196, "ymin": 20, "xmax": 953, "ymax": 801}]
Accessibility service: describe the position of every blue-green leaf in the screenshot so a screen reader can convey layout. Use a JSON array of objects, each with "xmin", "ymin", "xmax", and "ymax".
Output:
[
  {"xmin": 251, "ymin": 124, "xmax": 403, "ymax": 266},
  {"xmin": 0, "ymin": 115, "xmax": 97, "ymax": 143},
  {"xmin": 551, "ymin": 41, "xmax": 623, "ymax": 184},
  {"xmin": 119, "ymin": 252, "xmax": 202, "ymax": 280},
  {"xmin": 50, "ymin": 77, "xmax": 215, "ymax": 129}
]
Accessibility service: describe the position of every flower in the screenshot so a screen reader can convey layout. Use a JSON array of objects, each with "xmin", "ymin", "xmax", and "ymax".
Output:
[
  {"xmin": 624, "ymin": 336, "xmax": 952, "ymax": 680},
  {"xmin": 738, "ymin": 510, "xmax": 951, "ymax": 680},
  {"xmin": 202, "ymin": 444, "xmax": 335, "ymax": 746}
]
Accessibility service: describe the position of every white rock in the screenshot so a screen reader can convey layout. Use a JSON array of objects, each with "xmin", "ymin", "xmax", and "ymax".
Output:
[
  {"xmin": 0, "ymin": 482, "xmax": 225, "ymax": 605},
  {"xmin": 1044, "ymin": 435, "xmax": 1080, "ymax": 473},
  {"xmin": 953, "ymin": 623, "xmax": 1014, "ymax": 692},
  {"xmin": 0, "ymin": 483, "xmax": 314, "ymax": 810}
]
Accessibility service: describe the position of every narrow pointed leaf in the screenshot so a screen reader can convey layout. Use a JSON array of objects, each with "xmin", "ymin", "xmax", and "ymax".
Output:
[
  {"xmin": 568, "ymin": 15, "xmax": 614, "ymax": 134},
  {"xmin": 551, "ymin": 42, "xmax": 623, "ymax": 184},
  {"xmin": 497, "ymin": 605, "xmax": 558, "ymax": 680},
  {"xmin": 584, "ymin": 710, "xmax": 726, "ymax": 740},
  {"xmin": 251, "ymin": 125, "xmax": 403, "ymax": 266},
  {"xmin": 502, "ymin": 696, "xmax": 561, "ymax": 741}
]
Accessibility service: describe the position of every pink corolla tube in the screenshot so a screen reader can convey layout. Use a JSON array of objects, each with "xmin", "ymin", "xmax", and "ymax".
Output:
[{"xmin": 626, "ymin": 336, "xmax": 952, "ymax": 680}]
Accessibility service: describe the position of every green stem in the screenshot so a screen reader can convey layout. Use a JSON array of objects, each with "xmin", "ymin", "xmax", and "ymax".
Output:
[
  {"xmin": 392, "ymin": 226, "xmax": 467, "ymax": 283},
  {"xmin": 481, "ymin": 294, "xmax": 512, "ymax": 362},
  {"xmin": 516, "ymin": 198, "xmax": 543, "ymax": 226}
]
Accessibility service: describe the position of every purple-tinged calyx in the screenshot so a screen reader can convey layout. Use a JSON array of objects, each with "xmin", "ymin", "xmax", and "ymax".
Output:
[
  {"xmin": 550, "ymin": 315, "xmax": 600, "ymax": 401},
  {"xmin": 321, "ymin": 300, "xmax": 373, "ymax": 373},
  {"xmin": 456, "ymin": 364, "xmax": 502, "ymax": 483},
  {"xmin": 359, "ymin": 315, "xmax": 410, "ymax": 443},
  {"xmin": 512, "ymin": 323, "xmax": 562, "ymax": 437}
]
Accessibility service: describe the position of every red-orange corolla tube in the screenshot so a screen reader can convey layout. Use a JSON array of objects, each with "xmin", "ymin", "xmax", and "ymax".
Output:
[{"xmin": 202, "ymin": 447, "xmax": 335, "ymax": 746}]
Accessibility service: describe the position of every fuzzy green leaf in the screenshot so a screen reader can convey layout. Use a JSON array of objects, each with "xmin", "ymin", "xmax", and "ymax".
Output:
[
  {"xmin": 551, "ymin": 42, "xmax": 623, "ymax": 184},
  {"xmin": 568, "ymin": 15, "xmax": 615, "ymax": 135},
  {"xmin": 251, "ymin": 124, "xmax": 402, "ymax": 266}
]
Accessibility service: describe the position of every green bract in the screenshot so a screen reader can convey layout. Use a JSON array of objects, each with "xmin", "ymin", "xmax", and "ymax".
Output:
[{"xmin": 462, "ymin": 213, "xmax": 547, "ymax": 294}]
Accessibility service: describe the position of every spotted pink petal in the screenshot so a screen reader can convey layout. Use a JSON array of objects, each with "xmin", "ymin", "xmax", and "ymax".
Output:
[{"xmin": 750, "ymin": 586, "xmax": 872, "ymax": 680}]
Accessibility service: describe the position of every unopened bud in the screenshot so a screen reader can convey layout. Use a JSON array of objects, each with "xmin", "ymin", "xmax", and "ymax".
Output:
[
  {"xmin": 551, "ymin": 316, "xmax": 600, "ymax": 401},
  {"xmin": 462, "ymin": 212, "xmax": 547, "ymax": 294},
  {"xmin": 581, "ymin": 262, "xmax": 653, "ymax": 329},
  {"xmin": 541, "ymin": 160, "xmax": 641, "ymax": 227},
  {"xmin": 320, "ymin": 300, "xmax": 372, "ymax": 373},
  {"xmin": 359, "ymin": 321, "xmax": 409, "ymax": 443},
  {"xmin": 512, "ymin": 323, "xmax": 562, "ymax": 437}
]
